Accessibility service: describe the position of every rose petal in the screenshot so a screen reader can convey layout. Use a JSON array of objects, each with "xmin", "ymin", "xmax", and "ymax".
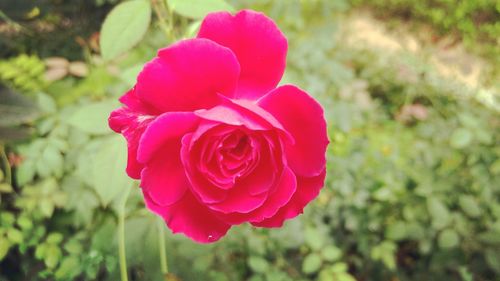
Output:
[
  {"xmin": 215, "ymin": 95, "xmax": 294, "ymax": 144},
  {"xmin": 198, "ymin": 10, "xmax": 287, "ymax": 99},
  {"xmin": 136, "ymin": 112, "xmax": 201, "ymax": 206},
  {"xmin": 194, "ymin": 104, "xmax": 269, "ymax": 131},
  {"xmin": 118, "ymin": 88, "xmax": 160, "ymax": 114},
  {"xmin": 216, "ymin": 166, "xmax": 296, "ymax": 225},
  {"xmin": 109, "ymin": 106, "xmax": 155, "ymax": 179},
  {"xmin": 237, "ymin": 133, "xmax": 280, "ymax": 196},
  {"xmin": 258, "ymin": 85, "xmax": 328, "ymax": 177},
  {"xmin": 144, "ymin": 192, "xmax": 231, "ymax": 243},
  {"xmin": 136, "ymin": 38, "xmax": 240, "ymax": 112},
  {"xmin": 137, "ymin": 112, "xmax": 199, "ymax": 164},
  {"xmin": 181, "ymin": 133, "xmax": 228, "ymax": 203},
  {"xmin": 140, "ymin": 146, "xmax": 188, "ymax": 206},
  {"xmin": 251, "ymin": 169, "xmax": 326, "ymax": 228},
  {"xmin": 207, "ymin": 186, "xmax": 268, "ymax": 214}
]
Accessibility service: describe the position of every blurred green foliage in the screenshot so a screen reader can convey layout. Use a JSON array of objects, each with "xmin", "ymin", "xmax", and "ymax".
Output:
[
  {"xmin": 352, "ymin": 0, "xmax": 500, "ymax": 64},
  {"xmin": 0, "ymin": 0, "xmax": 499, "ymax": 280}
]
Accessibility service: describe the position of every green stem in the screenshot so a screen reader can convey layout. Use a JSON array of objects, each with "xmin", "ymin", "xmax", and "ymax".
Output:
[
  {"xmin": 151, "ymin": 0, "xmax": 172, "ymax": 40},
  {"xmin": 118, "ymin": 189, "xmax": 131, "ymax": 281},
  {"xmin": 0, "ymin": 9, "xmax": 31, "ymax": 34},
  {"xmin": 0, "ymin": 144, "xmax": 12, "ymax": 185},
  {"xmin": 157, "ymin": 218, "xmax": 169, "ymax": 274}
]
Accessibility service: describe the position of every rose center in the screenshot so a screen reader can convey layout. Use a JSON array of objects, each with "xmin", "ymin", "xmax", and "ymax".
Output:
[{"xmin": 198, "ymin": 129, "xmax": 259, "ymax": 189}]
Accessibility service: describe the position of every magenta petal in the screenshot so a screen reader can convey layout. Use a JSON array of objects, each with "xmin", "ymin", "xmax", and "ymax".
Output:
[
  {"xmin": 144, "ymin": 192, "xmax": 231, "ymax": 243},
  {"xmin": 136, "ymin": 38, "xmax": 240, "ymax": 112},
  {"xmin": 251, "ymin": 169, "xmax": 326, "ymax": 228},
  {"xmin": 194, "ymin": 104, "xmax": 269, "ymax": 131},
  {"xmin": 216, "ymin": 166, "xmax": 296, "ymax": 225},
  {"xmin": 118, "ymin": 88, "xmax": 160, "ymax": 114},
  {"xmin": 258, "ymin": 85, "xmax": 328, "ymax": 177},
  {"xmin": 249, "ymin": 166, "xmax": 296, "ymax": 220},
  {"xmin": 207, "ymin": 188, "xmax": 268, "ymax": 214},
  {"xmin": 137, "ymin": 112, "xmax": 199, "ymax": 164},
  {"xmin": 215, "ymin": 95, "xmax": 294, "ymax": 144},
  {"xmin": 181, "ymin": 133, "xmax": 229, "ymax": 203},
  {"xmin": 198, "ymin": 10, "xmax": 287, "ymax": 99},
  {"xmin": 140, "ymin": 147, "xmax": 188, "ymax": 206},
  {"xmin": 109, "ymin": 106, "xmax": 155, "ymax": 179}
]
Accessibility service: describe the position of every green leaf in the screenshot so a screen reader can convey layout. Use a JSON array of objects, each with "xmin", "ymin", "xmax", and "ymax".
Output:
[
  {"xmin": 331, "ymin": 262, "xmax": 348, "ymax": 273},
  {"xmin": 458, "ymin": 195, "xmax": 481, "ymax": 218},
  {"xmin": 44, "ymin": 245, "xmax": 62, "ymax": 268},
  {"xmin": 17, "ymin": 216, "xmax": 33, "ymax": 230},
  {"xmin": 485, "ymin": 249, "xmax": 500, "ymax": 274},
  {"xmin": 478, "ymin": 230, "xmax": 500, "ymax": 245},
  {"xmin": 47, "ymin": 232, "xmax": 64, "ymax": 244},
  {"xmin": 119, "ymin": 64, "xmax": 143, "ymax": 87},
  {"xmin": 64, "ymin": 239, "xmax": 83, "ymax": 254},
  {"xmin": 168, "ymin": 0, "xmax": 234, "ymax": 19},
  {"xmin": 322, "ymin": 245, "xmax": 342, "ymax": 262},
  {"xmin": 7, "ymin": 228, "xmax": 23, "ymax": 244},
  {"xmin": 0, "ymin": 237, "xmax": 11, "ymax": 260},
  {"xmin": 35, "ymin": 243, "xmax": 47, "ymax": 259},
  {"xmin": 37, "ymin": 92, "xmax": 57, "ymax": 114},
  {"xmin": 1, "ymin": 213, "xmax": 15, "ymax": 226},
  {"xmin": 66, "ymin": 101, "xmax": 117, "ymax": 135},
  {"xmin": 458, "ymin": 266, "xmax": 473, "ymax": 281},
  {"xmin": 302, "ymin": 253, "xmax": 323, "ymax": 274},
  {"xmin": 386, "ymin": 221, "xmax": 407, "ymax": 241},
  {"xmin": 248, "ymin": 256, "xmax": 269, "ymax": 273},
  {"xmin": 305, "ymin": 226, "xmax": 325, "ymax": 250},
  {"xmin": 336, "ymin": 273, "xmax": 357, "ymax": 281},
  {"xmin": 100, "ymin": 0, "xmax": 152, "ymax": 60},
  {"xmin": 91, "ymin": 135, "xmax": 133, "ymax": 206},
  {"xmin": 450, "ymin": 128, "xmax": 473, "ymax": 149},
  {"xmin": 0, "ymin": 183, "xmax": 13, "ymax": 193},
  {"xmin": 438, "ymin": 229, "xmax": 459, "ymax": 249},
  {"xmin": 371, "ymin": 241, "xmax": 396, "ymax": 270},
  {"xmin": 39, "ymin": 198, "xmax": 55, "ymax": 218},
  {"xmin": 55, "ymin": 256, "xmax": 81, "ymax": 279},
  {"xmin": 427, "ymin": 197, "xmax": 450, "ymax": 230},
  {"xmin": 16, "ymin": 159, "xmax": 36, "ymax": 186}
]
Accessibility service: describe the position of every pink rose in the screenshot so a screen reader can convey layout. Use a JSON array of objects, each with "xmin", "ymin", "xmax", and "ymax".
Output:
[{"xmin": 109, "ymin": 10, "xmax": 328, "ymax": 243}]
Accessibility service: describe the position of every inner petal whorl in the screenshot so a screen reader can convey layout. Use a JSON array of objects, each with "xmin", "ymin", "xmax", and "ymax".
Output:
[{"xmin": 196, "ymin": 127, "xmax": 258, "ymax": 189}]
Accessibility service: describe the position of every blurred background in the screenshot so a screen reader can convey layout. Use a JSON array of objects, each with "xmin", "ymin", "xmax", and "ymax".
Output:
[{"xmin": 0, "ymin": 0, "xmax": 499, "ymax": 280}]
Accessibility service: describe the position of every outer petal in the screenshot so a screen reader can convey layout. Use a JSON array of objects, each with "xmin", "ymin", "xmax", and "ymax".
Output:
[
  {"xmin": 198, "ymin": 10, "xmax": 287, "ymax": 99},
  {"xmin": 138, "ymin": 112, "xmax": 199, "ymax": 206},
  {"xmin": 258, "ymin": 85, "xmax": 328, "ymax": 177},
  {"xmin": 136, "ymin": 38, "xmax": 240, "ymax": 112},
  {"xmin": 140, "ymin": 147, "xmax": 188, "ymax": 206},
  {"xmin": 109, "ymin": 96, "xmax": 156, "ymax": 179},
  {"xmin": 251, "ymin": 169, "xmax": 326, "ymax": 228},
  {"xmin": 144, "ymin": 192, "xmax": 231, "ymax": 243}
]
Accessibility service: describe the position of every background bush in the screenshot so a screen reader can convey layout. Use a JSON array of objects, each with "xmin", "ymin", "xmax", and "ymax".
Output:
[{"xmin": 0, "ymin": 0, "xmax": 499, "ymax": 280}]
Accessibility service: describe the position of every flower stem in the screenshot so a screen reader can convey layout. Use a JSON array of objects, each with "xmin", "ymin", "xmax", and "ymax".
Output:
[
  {"xmin": 157, "ymin": 218, "xmax": 169, "ymax": 274},
  {"xmin": 151, "ymin": 0, "xmax": 172, "ymax": 40},
  {"xmin": 118, "ymin": 189, "xmax": 131, "ymax": 281}
]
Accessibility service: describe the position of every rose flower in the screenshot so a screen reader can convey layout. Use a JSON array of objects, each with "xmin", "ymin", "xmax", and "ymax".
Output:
[{"xmin": 109, "ymin": 10, "xmax": 328, "ymax": 243}]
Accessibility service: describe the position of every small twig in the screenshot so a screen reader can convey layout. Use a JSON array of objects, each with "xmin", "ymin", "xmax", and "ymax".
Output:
[
  {"xmin": 150, "ymin": 0, "xmax": 172, "ymax": 40},
  {"xmin": 0, "ymin": 9, "xmax": 32, "ymax": 35},
  {"xmin": 0, "ymin": 144, "xmax": 12, "ymax": 185}
]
